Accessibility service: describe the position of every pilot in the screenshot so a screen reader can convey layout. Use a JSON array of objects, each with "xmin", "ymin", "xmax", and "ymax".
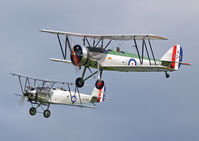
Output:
[
  {"xmin": 116, "ymin": 47, "xmax": 120, "ymax": 52},
  {"xmin": 61, "ymin": 87, "xmax": 65, "ymax": 91}
]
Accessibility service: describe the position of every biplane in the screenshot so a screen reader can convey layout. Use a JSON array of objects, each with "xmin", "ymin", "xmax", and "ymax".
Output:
[
  {"xmin": 11, "ymin": 73, "xmax": 106, "ymax": 118},
  {"xmin": 40, "ymin": 29, "xmax": 191, "ymax": 89}
]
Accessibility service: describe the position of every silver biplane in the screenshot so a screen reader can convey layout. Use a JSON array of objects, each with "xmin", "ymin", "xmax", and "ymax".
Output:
[
  {"xmin": 40, "ymin": 29, "xmax": 191, "ymax": 89},
  {"xmin": 11, "ymin": 73, "xmax": 106, "ymax": 118}
]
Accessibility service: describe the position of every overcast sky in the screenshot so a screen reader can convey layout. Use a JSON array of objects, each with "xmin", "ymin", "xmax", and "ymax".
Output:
[{"xmin": 0, "ymin": 0, "xmax": 199, "ymax": 141}]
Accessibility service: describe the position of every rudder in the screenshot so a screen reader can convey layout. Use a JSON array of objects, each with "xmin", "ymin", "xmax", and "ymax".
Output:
[
  {"xmin": 90, "ymin": 86, "xmax": 106, "ymax": 103},
  {"xmin": 161, "ymin": 44, "xmax": 183, "ymax": 70}
]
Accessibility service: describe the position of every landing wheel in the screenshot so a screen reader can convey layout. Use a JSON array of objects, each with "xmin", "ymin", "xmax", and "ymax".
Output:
[
  {"xmin": 43, "ymin": 109, "xmax": 51, "ymax": 118},
  {"xmin": 165, "ymin": 72, "xmax": 170, "ymax": 78},
  {"xmin": 95, "ymin": 80, "xmax": 104, "ymax": 89},
  {"xmin": 75, "ymin": 77, "xmax": 84, "ymax": 88},
  {"xmin": 29, "ymin": 107, "xmax": 36, "ymax": 116}
]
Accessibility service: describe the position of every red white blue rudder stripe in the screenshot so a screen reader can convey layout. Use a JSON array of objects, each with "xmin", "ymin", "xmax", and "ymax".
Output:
[
  {"xmin": 91, "ymin": 85, "xmax": 106, "ymax": 103},
  {"xmin": 160, "ymin": 44, "xmax": 183, "ymax": 70},
  {"xmin": 171, "ymin": 44, "xmax": 183, "ymax": 70}
]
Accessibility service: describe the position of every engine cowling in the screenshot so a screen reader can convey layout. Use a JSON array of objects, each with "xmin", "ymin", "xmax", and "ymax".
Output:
[
  {"xmin": 25, "ymin": 86, "xmax": 37, "ymax": 100},
  {"xmin": 70, "ymin": 45, "xmax": 88, "ymax": 66}
]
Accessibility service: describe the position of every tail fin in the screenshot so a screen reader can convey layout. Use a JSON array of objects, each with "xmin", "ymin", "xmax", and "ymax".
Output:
[
  {"xmin": 90, "ymin": 86, "xmax": 106, "ymax": 103},
  {"xmin": 161, "ymin": 44, "xmax": 183, "ymax": 70}
]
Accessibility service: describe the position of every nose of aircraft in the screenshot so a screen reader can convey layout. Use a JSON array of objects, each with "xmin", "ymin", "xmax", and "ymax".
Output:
[{"xmin": 70, "ymin": 45, "xmax": 83, "ymax": 66}]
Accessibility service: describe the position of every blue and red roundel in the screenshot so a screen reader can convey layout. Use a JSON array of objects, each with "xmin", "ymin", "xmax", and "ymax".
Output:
[
  {"xmin": 71, "ymin": 95, "xmax": 77, "ymax": 103},
  {"xmin": 128, "ymin": 58, "xmax": 137, "ymax": 66}
]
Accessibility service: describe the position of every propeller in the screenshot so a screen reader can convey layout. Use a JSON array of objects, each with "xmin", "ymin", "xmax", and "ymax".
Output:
[
  {"xmin": 70, "ymin": 43, "xmax": 83, "ymax": 74},
  {"xmin": 20, "ymin": 95, "xmax": 26, "ymax": 106},
  {"xmin": 64, "ymin": 37, "xmax": 83, "ymax": 71},
  {"xmin": 70, "ymin": 45, "xmax": 83, "ymax": 66},
  {"xmin": 14, "ymin": 93, "xmax": 26, "ymax": 107},
  {"xmin": 15, "ymin": 85, "xmax": 36, "ymax": 107}
]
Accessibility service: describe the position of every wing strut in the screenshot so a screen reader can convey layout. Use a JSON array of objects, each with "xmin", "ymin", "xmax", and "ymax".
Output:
[
  {"xmin": 76, "ymin": 87, "xmax": 82, "ymax": 106},
  {"xmin": 103, "ymin": 40, "xmax": 112, "ymax": 50},
  {"xmin": 82, "ymin": 36, "xmax": 112, "ymax": 50},
  {"xmin": 94, "ymin": 38, "xmax": 102, "ymax": 48},
  {"xmin": 143, "ymin": 39, "xmax": 151, "ymax": 65},
  {"xmin": 101, "ymin": 38, "xmax": 104, "ymax": 48},
  {"xmin": 148, "ymin": 39, "xmax": 157, "ymax": 65},
  {"xmin": 133, "ymin": 38, "xmax": 141, "ymax": 64},
  {"xmin": 133, "ymin": 38, "xmax": 157, "ymax": 65},
  {"xmin": 85, "ymin": 36, "xmax": 91, "ymax": 47},
  {"xmin": 48, "ymin": 82, "xmax": 55, "ymax": 92},
  {"xmin": 24, "ymin": 78, "xmax": 29, "ymax": 92},
  {"xmin": 18, "ymin": 76, "xmax": 24, "ymax": 94},
  {"xmin": 74, "ymin": 87, "xmax": 82, "ymax": 106},
  {"xmin": 57, "ymin": 34, "xmax": 72, "ymax": 59},
  {"xmin": 67, "ymin": 83, "xmax": 73, "ymax": 104}
]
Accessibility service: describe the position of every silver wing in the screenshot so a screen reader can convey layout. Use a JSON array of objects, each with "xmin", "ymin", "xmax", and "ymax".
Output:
[
  {"xmin": 10, "ymin": 73, "xmax": 74, "ymax": 85},
  {"xmin": 40, "ymin": 29, "xmax": 168, "ymax": 40}
]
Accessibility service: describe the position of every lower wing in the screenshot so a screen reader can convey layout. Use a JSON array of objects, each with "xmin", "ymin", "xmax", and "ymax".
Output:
[
  {"xmin": 50, "ymin": 58, "xmax": 72, "ymax": 64},
  {"xmin": 101, "ymin": 65, "xmax": 175, "ymax": 72}
]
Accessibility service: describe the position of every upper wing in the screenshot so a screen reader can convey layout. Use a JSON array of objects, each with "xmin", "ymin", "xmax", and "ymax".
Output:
[
  {"xmin": 10, "ymin": 73, "xmax": 74, "ymax": 85},
  {"xmin": 40, "ymin": 29, "xmax": 168, "ymax": 40}
]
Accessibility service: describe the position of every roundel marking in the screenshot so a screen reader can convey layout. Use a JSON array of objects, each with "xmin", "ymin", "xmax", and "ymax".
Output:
[
  {"xmin": 71, "ymin": 95, "xmax": 77, "ymax": 103},
  {"xmin": 128, "ymin": 58, "xmax": 137, "ymax": 66}
]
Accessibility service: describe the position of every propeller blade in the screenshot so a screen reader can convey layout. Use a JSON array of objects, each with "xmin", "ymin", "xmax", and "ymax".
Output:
[
  {"xmin": 14, "ymin": 93, "xmax": 23, "ymax": 97},
  {"xmin": 20, "ymin": 96, "xmax": 26, "ymax": 107},
  {"xmin": 14, "ymin": 93, "xmax": 26, "ymax": 107}
]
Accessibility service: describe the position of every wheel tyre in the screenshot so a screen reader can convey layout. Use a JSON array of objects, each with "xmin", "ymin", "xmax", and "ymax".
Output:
[
  {"xmin": 166, "ymin": 73, "xmax": 170, "ymax": 78},
  {"xmin": 75, "ymin": 77, "xmax": 84, "ymax": 88},
  {"xmin": 43, "ymin": 109, "xmax": 51, "ymax": 118},
  {"xmin": 95, "ymin": 80, "xmax": 104, "ymax": 89},
  {"xmin": 29, "ymin": 107, "xmax": 36, "ymax": 116}
]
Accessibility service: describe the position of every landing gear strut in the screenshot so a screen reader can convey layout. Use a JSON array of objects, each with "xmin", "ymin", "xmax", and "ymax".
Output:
[
  {"xmin": 95, "ymin": 67, "xmax": 104, "ymax": 89},
  {"xmin": 75, "ymin": 65, "xmax": 105, "ymax": 90},
  {"xmin": 29, "ymin": 103, "xmax": 51, "ymax": 118}
]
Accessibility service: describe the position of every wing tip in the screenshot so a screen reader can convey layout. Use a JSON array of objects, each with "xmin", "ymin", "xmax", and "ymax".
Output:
[
  {"xmin": 39, "ymin": 29, "xmax": 45, "ymax": 32},
  {"xmin": 150, "ymin": 34, "xmax": 168, "ymax": 40}
]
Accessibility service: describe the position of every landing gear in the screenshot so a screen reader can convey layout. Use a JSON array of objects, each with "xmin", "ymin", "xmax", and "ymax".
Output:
[
  {"xmin": 95, "ymin": 80, "xmax": 104, "ymax": 89},
  {"xmin": 96, "ymin": 65, "xmax": 104, "ymax": 89},
  {"xmin": 165, "ymin": 72, "xmax": 170, "ymax": 78},
  {"xmin": 75, "ymin": 77, "xmax": 84, "ymax": 88},
  {"xmin": 29, "ymin": 107, "xmax": 36, "ymax": 116},
  {"xmin": 43, "ymin": 109, "xmax": 51, "ymax": 118},
  {"xmin": 29, "ymin": 103, "xmax": 51, "ymax": 118},
  {"xmin": 75, "ymin": 63, "xmax": 105, "ymax": 89}
]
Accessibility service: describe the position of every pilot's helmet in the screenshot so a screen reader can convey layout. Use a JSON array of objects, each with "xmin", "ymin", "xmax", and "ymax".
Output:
[{"xmin": 116, "ymin": 47, "xmax": 120, "ymax": 52}]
